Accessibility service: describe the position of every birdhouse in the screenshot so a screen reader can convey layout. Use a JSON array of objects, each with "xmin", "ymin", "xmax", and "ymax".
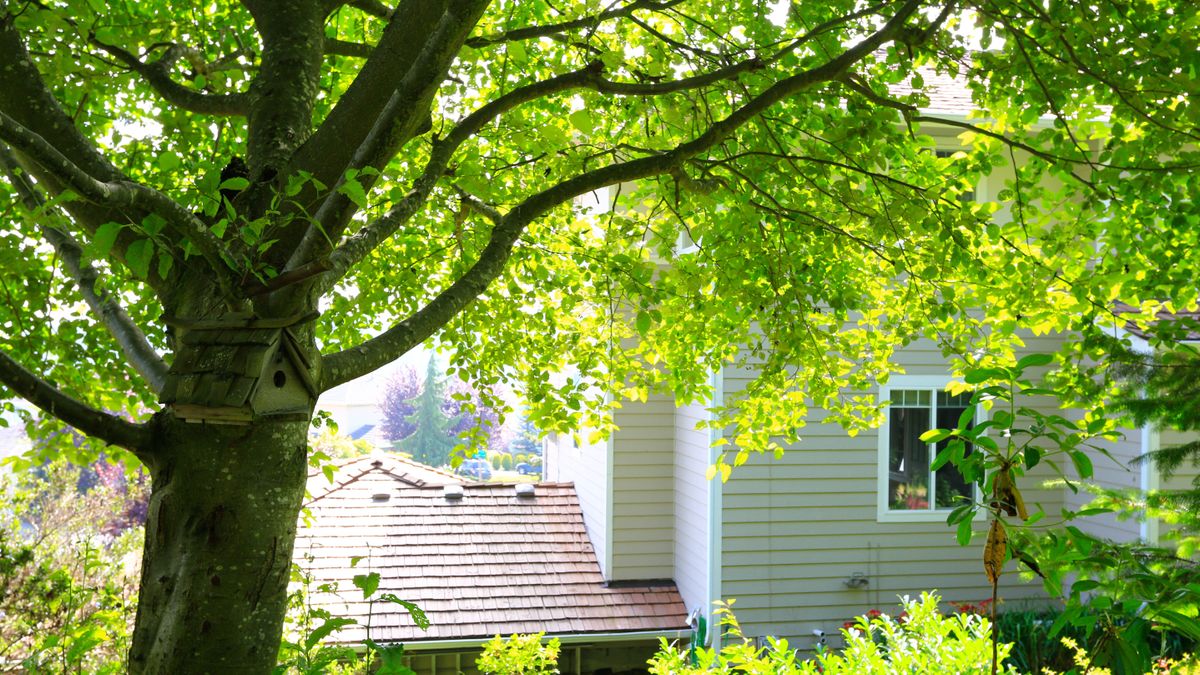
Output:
[{"xmin": 159, "ymin": 315, "xmax": 319, "ymax": 424}]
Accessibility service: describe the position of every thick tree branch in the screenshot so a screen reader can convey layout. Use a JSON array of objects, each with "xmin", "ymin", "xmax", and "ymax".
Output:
[
  {"xmin": 242, "ymin": 0, "xmax": 327, "ymax": 177},
  {"xmin": 90, "ymin": 39, "xmax": 250, "ymax": 116},
  {"xmin": 0, "ymin": 111, "xmax": 242, "ymax": 299},
  {"xmin": 0, "ymin": 15, "xmax": 152, "ymax": 237},
  {"xmin": 320, "ymin": 0, "xmax": 923, "ymax": 388},
  {"xmin": 0, "ymin": 350, "xmax": 150, "ymax": 454},
  {"xmin": 0, "ymin": 146, "xmax": 169, "ymax": 392},
  {"xmin": 287, "ymin": 0, "xmax": 469, "ymax": 190},
  {"xmin": 286, "ymin": 0, "xmax": 492, "ymax": 271}
]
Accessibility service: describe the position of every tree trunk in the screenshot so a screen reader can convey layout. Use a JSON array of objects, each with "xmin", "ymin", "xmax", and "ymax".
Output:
[{"xmin": 129, "ymin": 412, "xmax": 309, "ymax": 674}]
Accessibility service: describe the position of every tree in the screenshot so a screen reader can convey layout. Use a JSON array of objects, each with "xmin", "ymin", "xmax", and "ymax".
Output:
[
  {"xmin": 0, "ymin": 0, "xmax": 1196, "ymax": 671},
  {"xmin": 380, "ymin": 359, "xmax": 503, "ymax": 455},
  {"xmin": 509, "ymin": 417, "xmax": 541, "ymax": 457},
  {"xmin": 379, "ymin": 365, "xmax": 420, "ymax": 442},
  {"xmin": 397, "ymin": 357, "xmax": 459, "ymax": 466}
]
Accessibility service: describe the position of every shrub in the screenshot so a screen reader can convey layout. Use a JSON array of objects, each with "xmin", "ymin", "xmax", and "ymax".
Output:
[
  {"xmin": 501, "ymin": 454, "xmax": 513, "ymax": 470},
  {"xmin": 477, "ymin": 633, "xmax": 559, "ymax": 674},
  {"xmin": 648, "ymin": 592, "xmax": 1014, "ymax": 674},
  {"xmin": 0, "ymin": 461, "xmax": 143, "ymax": 673},
  {"xmin": 491, "ymin": 454, "xmax": 502, "ymax": 470}
]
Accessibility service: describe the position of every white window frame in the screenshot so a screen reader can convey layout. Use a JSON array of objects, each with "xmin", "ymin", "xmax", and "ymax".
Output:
[{"xmin": 876, "ymin": 375, "xmax": 983, "ymax": 523}]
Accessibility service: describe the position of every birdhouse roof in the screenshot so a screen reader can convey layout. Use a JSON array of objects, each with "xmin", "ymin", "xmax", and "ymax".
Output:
[{"xmin": 160, "ymin": 323, "xmax": 317, "ymax": 410}]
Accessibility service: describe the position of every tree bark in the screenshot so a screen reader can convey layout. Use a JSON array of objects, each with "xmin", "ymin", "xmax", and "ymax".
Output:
[{"xmin": 129, "ymin": 412, "xmax": 310, "ymax": 674}]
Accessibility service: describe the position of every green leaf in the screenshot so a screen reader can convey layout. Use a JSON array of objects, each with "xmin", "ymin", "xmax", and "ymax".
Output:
[
  {"xmin": 378, "ymin": 593, "xmax": 430, "ymax": 630},
  {"xmin": 930, "ymin": 442, "xmax": 957, "ymax": 471},
  {"xmin": 220, "ymin": 177, "xmax": 250, "ymax": 191},
  {"xmin": 157, "ymin": 151, "xmax": 181, "ymax": 172},
  {"xmin": 1068, "ymin": 450, "xmax": 1093, "ymax": 479},
  {"xmin": 156, "ymin": 252, "xmax": 174, "ymax": 280},
  {"xmin": 353, "ymin": 571, "xmax": 380, "ymax": 599},
  {"xmin": 1024, "ymin": 445, "xmax": 1041, "ymax": 470},
  {"xmin": 635, "ymin": 310, "xmax": 652, "ymax": 335},
  {"xmin": 305, "ymin": 617, "xmax": 358, "ymax": 649},
  {"xmin": 337, "ymin": 177, "xmax": 369, "ymax": 209},
  {"xmin": 126, "ymin": 238, "xmax": 153, "ymax": 279},
  {"xmin": 92, "ymin": 222, "xmax": 123, "ymax": 258},
  {"xmin": 1015, "ymin": 353, "xmax": 1054, "ymax": 371},
  {"xmin": 919, "ymin": 428, "xmax": 952, "ymax": 443},
  {"xmin": 956, "ymin": 516, "xmax": 973, "ymax": 546},
  {"xmin": 964, "ymin": 367, "xmax": 1007, "ymax": 384},
  {"xmin": 568, "ymin": 109, "xmax": 594, "ymax": 135},
  {"xmin": 364, "ymin": 640, "xmax": 415, "ymax": 675}
]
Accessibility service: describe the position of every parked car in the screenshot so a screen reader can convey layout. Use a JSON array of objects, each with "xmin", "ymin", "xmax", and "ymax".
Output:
[
  {"xmin": 516, "ymin": 462, "xmax": 537, "ymax": 476},
  {"xmin": 456, "ymin": 459, "xmax": 492, "ymax": 481}
]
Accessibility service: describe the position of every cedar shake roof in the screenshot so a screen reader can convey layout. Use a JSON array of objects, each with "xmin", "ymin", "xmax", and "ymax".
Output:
[
  {"xmin": 1112, "ymin": 301, "xmax": 1200, "ymax": 341},
  {"xmin": 294, "ymin": 468, "xmax": 688, "ymax": 645},
  {"xmin": 889, "ymin": 68, "xmax": 976, "ymax": 115},
  {"xmin": 307, "ymin": 453, "xmax": 463, "ymax": 501}
]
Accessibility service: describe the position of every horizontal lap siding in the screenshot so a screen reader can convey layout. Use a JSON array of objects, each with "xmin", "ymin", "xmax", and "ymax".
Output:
[
  {"xmin": 545, "ymin": 433, "xmax": 610, "ymax": 576},
  {"xmin": 1066, "ymin": 425, "xmax": 1143, "ymax": 542},
  {"xmin": 719, "ymin": 334, "xmax": 1065, "ymax": 649},
  {"xmin": 611, "ymin": 392, "xmax": 676, "ymax": 581},
  {"xmin": 675, "ymin": 401, "xmax": 711, "ymax": 615}
]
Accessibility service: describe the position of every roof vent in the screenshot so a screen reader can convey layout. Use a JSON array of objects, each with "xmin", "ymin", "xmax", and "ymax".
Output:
[
  {"xmin": 371, "ymin": 492, "xmax": 391, "ymax": 502},
  {"xmin": 443, "ymin": 484, "xmax": 464, "ymax": 501},
  {"xmin": 515, "ymin": 483, "xmax": 535, "ymax": 498}
]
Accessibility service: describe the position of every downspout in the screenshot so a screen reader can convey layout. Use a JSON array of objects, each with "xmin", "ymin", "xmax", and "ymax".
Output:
[
  {"xmin": 706, "ymin": 367, "xmax": 724, "ymax": 647},
  {"xmin": 1140, "ymin": 424, "xmax": 1160, "ymax": 545}
]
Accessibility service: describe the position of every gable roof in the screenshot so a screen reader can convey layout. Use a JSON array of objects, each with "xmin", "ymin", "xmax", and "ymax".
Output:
[
  {"xmin": 306, "ymin": 453, "xmax": 463, "ymax": 501},
  {"xmin": 294, "ymin": 472, "xmax": 688, "ymax": 644}
]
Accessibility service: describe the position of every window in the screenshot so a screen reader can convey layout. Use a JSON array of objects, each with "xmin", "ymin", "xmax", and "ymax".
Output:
[
  {"xmin": 934, "ymin": 149, "xmax": 976, "ymax": 202},
  {"xmin": 878, "ymin": 383, "xmax": 976, "ymax": 520}
]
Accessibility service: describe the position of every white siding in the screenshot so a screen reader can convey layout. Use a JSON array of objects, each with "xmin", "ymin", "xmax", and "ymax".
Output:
[
  {"xmin": 610, "ymin": 392, "xmax": 676, "ymax": 580},
  {"xmin": 719, "ymin": 334, "xmax": 1066, "ymax": 649},
  {"xmin": 674, "ymin": 400, "xmax": 712, "ymax": 615},
  {"xmin": 544, "ymin": 431, "xmax": 611, "ymax": 576}
]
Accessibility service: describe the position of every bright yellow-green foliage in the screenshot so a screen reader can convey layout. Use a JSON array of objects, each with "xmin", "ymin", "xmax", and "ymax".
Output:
[
  {"xmin": 477, "ymin": 633, "xmax": 561, "ymax": 675},
  {"xmin": 649, "ymin": 593, "xmax": 1015, "ymax": 674}
]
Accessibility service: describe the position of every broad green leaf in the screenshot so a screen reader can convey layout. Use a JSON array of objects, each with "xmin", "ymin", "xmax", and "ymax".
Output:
[
  {"xmin": 126, "ymin": 238, "xmax": 153, "ymax": 279},
  {"xmin": 92, "ymin": 222, "xmax": 123, "ymax": 258},
  {"xmin": 353, "ymin": 571, "xmax": 380, "ymax": 599}
]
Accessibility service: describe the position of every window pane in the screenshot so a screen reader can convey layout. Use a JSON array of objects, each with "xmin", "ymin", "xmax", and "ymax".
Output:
[
  {"xmin": 888, "ymin": 407, "xmax": 930, "ymax": 510},
  {"xmin": 934, "ymin": 403, "xmax": 973, "ymax": 509}
]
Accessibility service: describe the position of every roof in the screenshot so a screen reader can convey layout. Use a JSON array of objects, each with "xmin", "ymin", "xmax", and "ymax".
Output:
[
  {"xmin": 294, "ymin": 474, "xmax": 688, "ymax": 644},
  {"xmin": 307, "ymin": 453, "xmax": 463, "ymax": 501},
  {"xmin": 1113, "ymin": 301, "xmax": 1200, "ymax": 341},
  {"xmin": 889, "ymin": 68, "xmax": 975, "ymax": 115}
]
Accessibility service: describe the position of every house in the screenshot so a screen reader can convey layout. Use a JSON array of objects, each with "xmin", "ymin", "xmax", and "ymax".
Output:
[
  {"xmin": 294, "ymin": 453, "xmax": 691, "ymax": 674},
  {"xmin": 538, "ymin": 76, "xmax": 1200, "ymax": 649},
  {"xmin": 540, "ymin": 322, "xmax": 1199, "ymax": 653}
]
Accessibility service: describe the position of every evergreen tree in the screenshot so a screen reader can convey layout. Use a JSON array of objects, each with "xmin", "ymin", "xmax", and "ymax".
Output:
[
  {"xmin": 1109, "ymin": 334, "xmax": 1200, "ymax": 510},
  {"xmin": 399, "ymin": 358, "xmax": 458, "ymax": 467},
  {"xmin": 509, "ymin": 418, "xmax": 542, "ymax": 457}
]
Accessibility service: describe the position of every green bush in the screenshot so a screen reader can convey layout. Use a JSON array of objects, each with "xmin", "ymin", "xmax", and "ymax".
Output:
[
  {"xmin": 477, "ymin": 633, "xmax": 559, "ymax": 674},
  {"xmin": 648, "ymin": 592, "xmax": 1014, "ymax": 674},
  {"xmin": 491, "ymin": 454, "xmax": 502, "ymax": 470},
  {"xmin": 501, "ymin": 454, "xmax": 513, "ymax": 470}
]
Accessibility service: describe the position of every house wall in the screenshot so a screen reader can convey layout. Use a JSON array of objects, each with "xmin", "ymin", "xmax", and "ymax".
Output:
[
  {"xmin": 543, "ymin": 431, "xmax": 611, "ymax": 576},
  {"xmin": 674, "ymin": 399, "xmax": 712, "ymax": 616},
  {"xmin": 1064, "ymin": 424, "xmax": 1144, "ymax": 542},
  {"xmin": 609, "ymin": 391, "xmax": 677, "ymax": 581},
  {"xmin": 719, "ymin": 334, "xmax": 1067, "ymax": 650}
]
